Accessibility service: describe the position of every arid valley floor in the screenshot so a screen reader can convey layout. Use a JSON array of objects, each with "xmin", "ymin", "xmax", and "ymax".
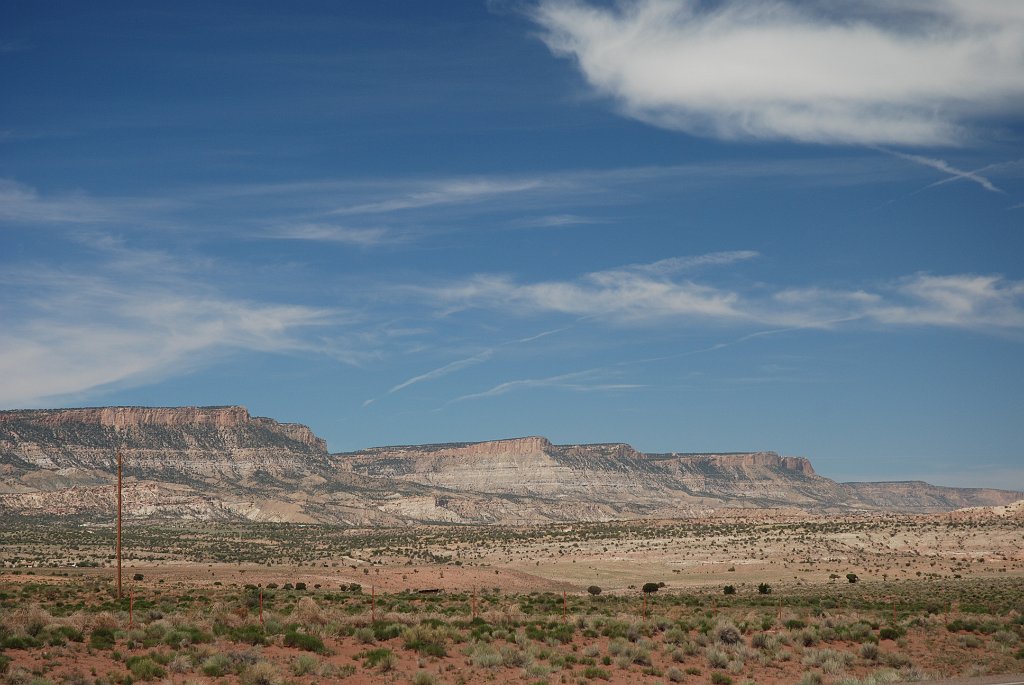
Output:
[{"xmin": 2, "ymin": 510, "xmax": 1023, "ymax": 685}]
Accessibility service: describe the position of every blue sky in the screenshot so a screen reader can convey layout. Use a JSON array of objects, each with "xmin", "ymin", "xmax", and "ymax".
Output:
[{"xmin": 2, "ymin": 0, "xmax": 1023, "ymax": 489}]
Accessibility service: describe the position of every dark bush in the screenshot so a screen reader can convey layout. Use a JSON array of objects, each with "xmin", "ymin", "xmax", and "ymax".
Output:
[
  {"xmin": 587, "ymin": 586, "xmax": 602, "ymax": 596},
  {"xmin": 283, "ymin": 630, "xmax": 325, "ymax": 653},
  {"xmin": 723, "ymin": 585, "xmax": 736, "ymax": 595},
  {"xmin": 879, "ymin": 627, "xmax": 903, "ymax": 641},
  {"xmin": 90, "ymin": 627, "xmax": 116, "ymax": 650},
  {"xmin": 757, "ymin": 583, "xmax": 771, "ymax": 595},
  {"xmin": 642, "ymin": 583, "xmax": 660, "ymax": 594},
  {"xmin": 125, "ymin": 656, "xmax": 165, "ymax": 681}
]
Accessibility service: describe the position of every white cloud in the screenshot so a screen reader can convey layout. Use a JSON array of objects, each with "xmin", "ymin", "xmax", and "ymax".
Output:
[
  {"xmin": 514, "ymin": 214, "xmax": 603, "ymax": 228},
  {"xmin": 0, "ymin": 244, "xmax": 340, "ymax": 407},
  {"xmin": 0, "ymin": 179, "xmax": 118, "ymax": 223},
  {"xmin": 622, "ymin": 251, "xmax": 759, "ymax": 276},
  {"xmin": 266, "ymin": 223, "xmax": 401, "ymax": 247},
  {"xmin": 426, "ymin": 270, "xmax": 745, "ymax": 323},
  {"xmin": 881, "ymin": 150, "xmax": 1004, "ymax": 193},
  {"xmin": 328, "ymin": 178, "xmax": 548, "ymax": 215},
  {"xmin": 869, "ymin": 273, "xmax": 1024, "ymax": 330},
  {"xmin": 418, "ymin": 252, "xmax": 752, "ymax": 323},
  {"xmin": 419, "ymin": 254, "xmax": 1024, "ymax": 334},
  {"xmin": 453, "ymin": 369, "xmax": 640, "ymax": 403},
  {"xmin": 532, "ymin": 0, "xmax": 1024, "ymax": 145},
  {"xmin": 388, "ymin": 351, "xmax": 494, "ymax": 395}
]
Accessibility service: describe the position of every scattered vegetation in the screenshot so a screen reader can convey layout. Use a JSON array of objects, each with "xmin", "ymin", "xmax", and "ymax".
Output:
[{"xmin": 0, "ymin": 517, "xmax": 1021, "ymax": 684}]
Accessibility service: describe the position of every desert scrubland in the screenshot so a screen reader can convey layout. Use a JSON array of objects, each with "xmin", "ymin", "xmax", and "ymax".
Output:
[{"xmin": 1, "ymin": 511, "xmax": 1022, "ymax": 685}]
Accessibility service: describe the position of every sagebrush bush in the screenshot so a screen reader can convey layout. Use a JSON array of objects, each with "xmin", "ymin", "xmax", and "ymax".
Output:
[
  {"xmin": 715, "ymin": 620, "xmax": 742, "ymax": 645},
  {"xmin": 241, "ymin": 661, "xmax": 282, "ymax": 685},
  {"xmin": 412, "ymin": 671, "xmax": 439, "ymax": 685},
  {"xmin": 201, "ymin": 653, "xmax": 233, "ymax": 677},
  {"xmin": 9, "ymin": 606, "xmax": 52, "ymax": 637},
  {"xmin": 706, "ymin": 646, "xmax": 729, "ymax": 669},
  {"xmin": 125, "ymin": 656, "xmax": 165, "ymax": 681},
  {"xmin": 291, "ymin": 654, "xmax": 319, "ymax": 676},
  {"xmin": 469, "ymin": 642, "xmax": 503, "ymax": 668},
  {"xmin": 291, "ymin": 597, "xmax": 325, "ymax": 626}
]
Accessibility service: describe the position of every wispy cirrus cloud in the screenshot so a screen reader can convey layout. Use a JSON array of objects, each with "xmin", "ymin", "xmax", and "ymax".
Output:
[
  {"xmin": 417, "ymin": 253, "xmax": 1024, "ymax": 334},
  {"xmin": 452, "ymin": 369, "xmax": 642, "ymax": 403},
  {"xmin": 531, "ymin": 0, "xmax": 1024, "ymax": 145},
  {"xmin": 363, "ymin": 326, "xmax": 573, "ymax": 406},
  {"xmin": 0, "ymin": 178, "xmax": 122, "ymax": 224},
  {"xmin": 880, "ymin": 149, "xmax": 1005, "ymax": 193},
  {"xmin": 513, "ymin": 214, "xmax": 604, "ymax": 228},
  {"xmin": 264, "ymin": 223, "xmax": 404, "ymax": 247},
  {"xmin": 328, "ymin": 178, "xmax": 549, "ymax": 215},
  {"xmin": 387, "ymin": 351, "xmax": 494, "ymax": 396},
  {"xmin": 419, "ymin": 252, "xmax": 759, "ymax": 324},
  {"xmin": 870, "ymin": 274, "xmax": 1024, "ymax": 330},
  {"xmin": 0, "ymin": 241, "xmax": 342, "ymax": 407}
]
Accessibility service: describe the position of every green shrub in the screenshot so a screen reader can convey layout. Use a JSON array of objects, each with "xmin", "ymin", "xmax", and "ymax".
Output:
[
  {"xmin": 283, "ymin": 629, "xmax": 325, "ymax": 653},
  {"xmin": 201, "ymin": 653, "xmax": 233, "ymax": 677},
  {"xmin": 469, "ymin": 643, "xmax": 503, "ymax": 668},
  {"xmin": 798, "ymin": 672, "xmax": 823, "ymax": 685},
  {"xmin": 706, "ymin": 647, "xmax": 729, "ymax": 669},
  {"xmin": 361, "ymin": 647, "xmax": 397, "ymax": 672},
  {"xmin": 89, "ymin": 627, "xmax": 116, "ymax": 650},
  {"xmin": 291, "ymin": 654, "xmax": 319, "ymax": 676},
  {"xmin": 878, "ymin": 627, "xmax": 902, "ymax": 641},
  {"xmin": 714, "ymin": 621, "xmax": 741, "ymax": 645},
  {"xmin": 225, "ymin": 623, "xmax": 266, "ymax": 645},
  {"xmin": 241, "ymin": 661, "xmax": 282, "ymax": 685},
  {"xmin": 582, "ymin": 665, "xmax": 611, "ymax": 680},
  {"xmin": 1, "ymin": 635, "xmax": 40, "ymax": 649},
  {"xmin": 412, "ymin": 672, "xmax": 439, "ymax": 685},
  {"xmin": 402, "ymin": 625, "xmax": 448, "ymax": 657},
  {"xmin": 860, "ymin": 643, "xmax": 880, "ymax": 660},
  {"xmin": 125, "ymin": 656, "xmax": 165, "ymax": 681},
  {"xmin": 710, "ymin": 672, "xmax": 733, "ymax": 685},
  {"xmin": 757, "ymin": 583, "xmax": 772, "ymax": 595},
  {"xmin": 372, "ymin": 621, "xmax": 403, "ymax": 641},
  {"xmin": 163, "ymin": 625, "xmax": 211, "ymax": 647},
  {"xmin": 664, "ymin": 666, "xmax": 684, "ymax": 682}
]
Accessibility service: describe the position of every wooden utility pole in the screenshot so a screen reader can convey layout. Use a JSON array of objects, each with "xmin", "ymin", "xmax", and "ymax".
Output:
[{"xmin": 116, "ymin": 450, "xmax": 123, "ymax": 600}]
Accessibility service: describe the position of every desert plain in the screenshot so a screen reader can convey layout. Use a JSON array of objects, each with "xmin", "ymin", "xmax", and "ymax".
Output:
[{"xmin": 1, "ymin": 507, "xmax": 1022, "ymax": 685}]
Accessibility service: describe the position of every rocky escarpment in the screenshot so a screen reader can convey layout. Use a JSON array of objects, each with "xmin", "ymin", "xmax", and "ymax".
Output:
[
  {"xmin": 334, "ymin": 437, "xmax": 1023, "ymax": 515},
  {"xmin": 0, "ymin": 406, "xmax": 349, "ymax": 523},
  {"xmin": 2, "ymin": 407, "xmax": 1022, "ymax": 524},
  {"xmin": 0, "ymin": 406, "xmax": 328, "ymax": 488}
]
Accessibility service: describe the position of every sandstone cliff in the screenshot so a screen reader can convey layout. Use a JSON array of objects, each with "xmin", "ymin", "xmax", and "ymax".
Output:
[
  {"xmin": 2, "ymin": 407, "xmax": 1021, "ymax": 524},
  {"xmin": 334, "ymin": 437, "xmax": 1022, "ymax": 516}
]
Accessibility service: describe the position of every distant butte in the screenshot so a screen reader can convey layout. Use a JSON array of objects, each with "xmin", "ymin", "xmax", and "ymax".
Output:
[{"xmin": 1, "ymin": 406, "xmax": 1021, "ymax": 524}]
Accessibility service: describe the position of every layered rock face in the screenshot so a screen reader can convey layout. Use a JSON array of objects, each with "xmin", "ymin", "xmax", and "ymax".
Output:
[
  {"xmin": 0, "ymin": 406, "xmax": 340, "ymax": 522},
  {"xmin": 2, "ymin": 406, "xmax": 1022, "ymax": 524},
  {"xmin": 335, "ymin": 438, "xmax": 1022, "ymax": 515},
  {"xmin": 0, "ymin": 406, "xmax": 328, "ymax": 487}
]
